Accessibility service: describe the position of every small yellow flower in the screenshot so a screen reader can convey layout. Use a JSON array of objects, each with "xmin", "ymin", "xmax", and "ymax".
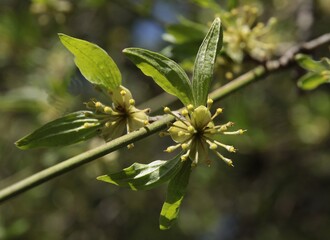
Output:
[
  {"xmin": 163, "ymin": 99, "xmax": 246, "ymax": 166},
  {"xmin": 222, "ymin": 5, "xmax": 277, "ymax": 62},
  {"xmin": 85, "ymin": 85, "xmax": 149, "ymax": 144}
]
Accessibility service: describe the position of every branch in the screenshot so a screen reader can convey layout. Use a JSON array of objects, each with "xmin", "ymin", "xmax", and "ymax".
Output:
[{"xmin": 0, "ymin": 33, "xmax": 329, "ymax": 205}]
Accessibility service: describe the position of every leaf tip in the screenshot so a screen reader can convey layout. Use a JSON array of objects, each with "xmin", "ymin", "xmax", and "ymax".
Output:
[
  {"xmin": 14, "ymin": 140, "xmax": 28, "ymax": 150},
  {"xmin": 96, "ymin": 175, "xmax": 107, "ymax": 181},
  {"xmin": 57, "ymin": 33, "xmax": 67, "ymax": 40}
]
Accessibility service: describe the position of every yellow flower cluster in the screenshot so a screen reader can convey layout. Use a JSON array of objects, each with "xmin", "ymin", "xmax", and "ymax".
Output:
[
  {"xmin": 222, "ymin": 5, "xmax": 277, "ymax": 62},
  {"xmin": 85, "ymin": 86, "xmax": 149, "ymax": 146},
  {"xmin": 163, "ymin": 99, "xmax": 246, "ymax": 166}
]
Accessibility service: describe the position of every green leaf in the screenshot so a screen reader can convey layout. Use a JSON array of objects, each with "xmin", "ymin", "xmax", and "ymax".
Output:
[
  {"xmin": 295, "ymin": 54, "xmax": 329, "ymax": 72},
  {"xmin": 15, "ymin": 111, "xmax": 100, "ymax": 149},
  {"xmin": 227, "ymin": 0, "xmax": 238, "ymax": 10},
  {"xmin": 191, "ymin": 0, "xmax": 223, "ymax": 11},
  {"xmin": 192, "ymin": 17, "xmax": 223, "ymax": 106},
  {"xmin": 58, "ymin": 33, "xmax": 121, "ymax": 90},
  {"xmin": 97, "ymin": 154, "xmax": 183, "ymax": 190},
  {"xmin": 159, "ymin": 159, "xmax": 192, "ymax": 230},
  {"xmin": 295, "ymin": 54, "xmax": 330, "ymax": 90},
  {"xmin": 163, "ymin": 18, "xmax": 207, "ymax": 44},
  {"xmin": 297, "ymin": 72, "xmax": 330, "ymax": 90},
  {"xmin": 123, "ymin": 48, "xmax": 194, "ymax": 106}
]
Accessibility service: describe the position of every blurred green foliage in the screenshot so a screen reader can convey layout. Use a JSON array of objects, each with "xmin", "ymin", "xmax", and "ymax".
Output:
[{"xmin": 0, "ymin": 0, "xmax": 330, "ymax": 239}]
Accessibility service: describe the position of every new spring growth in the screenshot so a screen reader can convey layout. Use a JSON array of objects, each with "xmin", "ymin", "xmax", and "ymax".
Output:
[
  {"xmin": 162, "ymin": 99, "xmax": 246, "ymax": 167},
  {"xmin": 85, "ymin": 85, "xmax": 149, "ymax": 144}
]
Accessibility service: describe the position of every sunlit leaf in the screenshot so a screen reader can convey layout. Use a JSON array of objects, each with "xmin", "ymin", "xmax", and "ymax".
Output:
[
  {"xmin": 192, "ymin": 17, "xmax": 223, "ymax": 106},
  {"xmin": 97, "ymin": 154, "xmax": 183, "ymax": 190},
  {"xmin": 59, "ymin": 33, "xmax": 121, "ymax": 90},
  {"xmin": 123, "ymin": 48, "xmax": 194, "ymax": 106},
  {"xmin": 159, "ymin": 159, "xmax": 192, "ymax": 230},
  {"xmin": 297, "ymin": 72, "xmax": 330, "ymax": 90},
  {"xmin": 295, "ymin": 54, "xmax": 330, "ymax": 90},
  {"xmin": 295, "ymin": 54, "xmax": 330, "ymax": 72},
  {"xmin": 15, "ymin": 111, "xmax": 100, "ymax": 149}
]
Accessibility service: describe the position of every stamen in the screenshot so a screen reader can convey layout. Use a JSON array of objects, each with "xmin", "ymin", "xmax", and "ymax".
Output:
[
  {"xmin": 164, "ymin": 107, "xmax": 189, "ymax": 126},
  {"xmin": 187, "ymin": 104, "xmax": 194, "ymax": 112},
  {"xmin": 181, "ymin": 149, "xmax": 190, "ymax": 161},
  {"xmin": 214, "ymin": 140, "xmax": 236, "ymax": 152},
  {"xmin": 129, "ymin": 99, "xmax": 135, "ymax": 106},
  {"xmin": 215, "ymin": 152, "xmax": 234, "ymax": 167},
  {"xmin": 192, "ymin": 151, "xmax": 199, "ymax": 166},
  {"xmin": 211, "ymin": 108, "xmax": 223, "ymax": 120},
  {"xmin": 206, "ymin": 139, "xmax": 217, "ymax": 150},
  {"xmin": 207, "ymin": 99, "xmax": 213, "ymax": 109},
  {"xmin": 223, "ymin": 129, "xmax": 247, "ymax": 135},
  {"xmin": 181, "ymin": 109, "xmax": 189, "ymax": 116},
  {"xmin": 181, "ymin": 143, "xmax": 190, "ymax": 150},
  {"xmin": 187, "ymin": 125, "xmax": 196, "ymax": 134},
  {"xmin": 105, "ymin": 120, "xmax": 118, "ymax": 128},
  {"xmin": 132, "ymin": 116, "xmax": 148, "ymax": 124},
  {"xmin": 165, "ymin": 143, "xmax": 181, "ymax": 153},
  {"xmin": 103, "ymin": 107, "xmax": 114, "ymax": 114}
]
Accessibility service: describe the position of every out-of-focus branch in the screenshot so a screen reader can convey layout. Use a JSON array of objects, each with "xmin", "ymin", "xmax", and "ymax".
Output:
[{"xmin": 0, "ymin": 33, "xmax": 329, "ymax": 205}]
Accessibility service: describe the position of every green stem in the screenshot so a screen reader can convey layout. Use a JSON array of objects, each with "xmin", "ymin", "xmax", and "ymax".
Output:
[
  {"xmin": 0, "ymin": 33, "xmax": 329, "ymax": 204},
  {"xmin": 0, "ymin": 115, "xmax": 174, "ymax": 204}
]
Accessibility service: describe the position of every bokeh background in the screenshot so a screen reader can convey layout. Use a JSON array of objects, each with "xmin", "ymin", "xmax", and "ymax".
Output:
[{"xmin": 0, "ymin": 0, "xmax": 330, "ymax": 239}]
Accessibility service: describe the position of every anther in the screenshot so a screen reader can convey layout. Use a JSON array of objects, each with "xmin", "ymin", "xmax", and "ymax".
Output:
[
  {"xmin": 181, "ymin": 143, "xmax": 189, "ymax": 150},
  {"xmin": 187, "ymin": 104, "xmax": 194, "ymax": 111},
  {"xmin": 165, "ymin": 144, "xmax": 181, "ymax": 153},
  {"xmin": 104, "ymin": 107, "xmax": 113, "ymax": 114},
  {"xmin": 214, "ymin": 140, "xmax": 236, "ymax": 152},
  {"xmin": 164, "ymin": 107, "xmax": 171, "ymax": 114},
  {"xmin": 215, "ymin": 152, "xmax": 234, "ymax": 167},
  {"xmin": 129, "ymin": 99, "xmax": 135, "ymax": 106},
  {"xmin": 95, "ymin": 102, "xmax": 102, "ymax": 108},
  {"xmin": 181, "ymin": 109, "xmax": 189, "ymax": 116},
  {"xmin": 181, "ymin": 150, "xmax": 190, "ymax": 161},
  {"xmin": 187, "ymin": 125, "xmax": 196, "ymax": 133},
  {"xmin": 211, "ymin": 108, "xmax": 223, "ymax": 120},
  {"xmin": 207, "ymin": 99, "xmax": 213, "ymax": 109}
]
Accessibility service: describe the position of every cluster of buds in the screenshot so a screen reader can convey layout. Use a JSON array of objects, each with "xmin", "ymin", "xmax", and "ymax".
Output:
[
  {"xmin": 162, "ymin": 99, "xmax": 246, "ymax": 166},
  {"xmin": 85, "ymin": 85, "xmax": 149, "ymax": 147},
  {"xmin": 221, "ymin": 5, "xmax": 277, "ymax": 62}
]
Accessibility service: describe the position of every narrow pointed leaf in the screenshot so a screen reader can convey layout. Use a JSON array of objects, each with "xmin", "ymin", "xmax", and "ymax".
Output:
[
  {"xmin": 15, "ymin": 111, "xmax": 100, "ymax": 149},
  {"xmin": 192, "ymin": 18, "xmax": 223, "ymax": 106},
  {"xmin": 97, "ymin": 154, "xmax": 183, "ymax": 190},
  {"xmin": 59, "ymin": 33, "xmax": 121, "ymax": 90},
  {"xmin": 123, "ymin": 48, "xmax": 194, "ymax": 106},
  {"xmin": 159, "ymin": 159, "xmax": 192, "ymax": 230}
]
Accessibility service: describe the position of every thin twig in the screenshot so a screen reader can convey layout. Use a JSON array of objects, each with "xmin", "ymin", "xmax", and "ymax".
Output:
[{"xmin": 0, "ymin": 33, "xmax": 329, "ymax": 205}]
